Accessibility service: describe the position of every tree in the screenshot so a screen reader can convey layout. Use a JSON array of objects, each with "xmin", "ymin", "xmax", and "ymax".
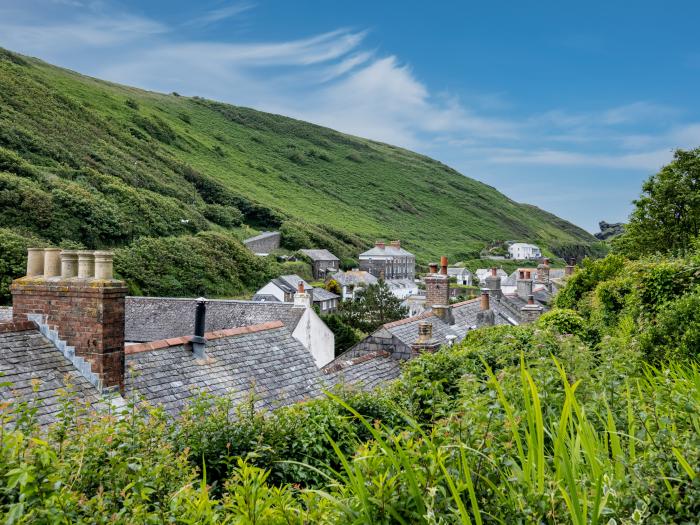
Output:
[
  {"xmin": 616, "ymin": 148, "xmax": 700, "ymax": 258},
  {"xmin": 337, "ymin": 280, "xmax": 408, "ymax": 333},
  {"xmin": 325, "ymin": 278, "xmax": 341, "ymax": 295},
  {"xmin": 321, "ymin": 314, "xmax": 362, "ymax": 356}
]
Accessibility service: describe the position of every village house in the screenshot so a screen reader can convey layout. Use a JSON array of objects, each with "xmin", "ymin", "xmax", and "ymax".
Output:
[
  {"xmin": 329, "ymin": 269, "xmax": 378, "ymax": 300},
  {"xmin": 359, "ymin": 240, "xmax": 415, "ymax": 280},
  {"xmin": 299, "ymin": 249, "xmax": 340, "ymax": 279},
  {"xmin": 475, "ymin": 267, "xmax": 508, "ymax": 286},
  {"xmin": 508, "ymin": 242, "xmax": 542, "ymax": 260},
  {"xmin": 328, "ymin": 258, "xmax": 549, "ymax": 368},
  {"xmin": 253, "ymin": 274, "xmax": 340, "ymax": 313},
  {"xmin": 447, "ymin": 267, "xmax": 473, "ymax": 286}
]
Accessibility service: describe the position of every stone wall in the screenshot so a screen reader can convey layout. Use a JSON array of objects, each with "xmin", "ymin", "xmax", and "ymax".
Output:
[{"xmin": 243, "ymin": 232, "xmax": 281, "ymax": 254}]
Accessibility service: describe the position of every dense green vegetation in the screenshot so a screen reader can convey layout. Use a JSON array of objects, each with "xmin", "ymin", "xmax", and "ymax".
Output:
[
  {"xmin": 0, "ymin": 47, "xmax": 594, "ymax": 302},
  {"xmin": 4, "ymin": 246, "xmax": 700, "ymax": 522},
  {"xmin": 4, "ymin": 50, "xmax": 700, "ymax": 523}
]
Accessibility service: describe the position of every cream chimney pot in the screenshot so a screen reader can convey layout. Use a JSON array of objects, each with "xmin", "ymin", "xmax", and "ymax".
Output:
[
  {"xmin": 77, "ymin": 251, "xmax": 95, "ymax": 279},
  {"xmin": 43, "ymin": 248, "xmax": 62, "ymax": 278},
  {"xmin": 94, "ymin": 251, "xmax": 114, "ymax": 280},
  {"xmin": 60, "ymin": 250, "xmax": 79, "ymax": 278},
  {"xmin": 27, "ymin": 248, "xmax": 45, "ymax": 277}
]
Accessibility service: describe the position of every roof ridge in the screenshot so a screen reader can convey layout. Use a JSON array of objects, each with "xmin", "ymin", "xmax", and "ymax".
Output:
[
  {"xmin": 125, "ymin": 320, "xmax": 285, "ymax": 355},
  {"xmin": 382, "ymin": 310, "xmax": 434, "ymax": 329},
  {"xmin": 322, "ymin": 350, "xmax": 390, "ymax": 374},
  {"xmin": 451, "ymin": 297, "xmax": 481, "ymax": 308}
]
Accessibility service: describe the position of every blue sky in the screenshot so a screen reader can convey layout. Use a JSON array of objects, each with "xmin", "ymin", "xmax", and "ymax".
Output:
[{"xmin": 2, "ymin": 1, "xmax": 699, "ymax": 232}]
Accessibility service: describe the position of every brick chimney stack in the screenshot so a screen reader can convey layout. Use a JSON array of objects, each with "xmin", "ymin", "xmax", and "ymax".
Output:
[
  {"xmin": 520, "ymin": 294, "xmax": 544, "ymax": 323},
  {"xmin": 11, "ymin": 248, "xmax": 127, "ymax": 391},
  {"xmin": 390, "ymin": 240, "xmax": 401, "ymax": 249},
  {"xmin": 536, "ymin": 258, "xmax": 551, "ymax": 284},
  {"xmin": 424, "ymin": 256, "xmax": 450, "ymax": 309},
  {"xmin": 516, "ymin": 269, "xmax": 534, "ymax": 300},
  {"xmin": 375, "ymin": 241, "xmax": 386, "ymax": 250},
  {"xmin": 411, "ymin": 321, "xmax": 441, "ymax": 355},
  {"xmin": 484, "ymin": 267, "xmax": 502, "ymax": 299},
  {"xmin": 293, "ymin": 281, "xmax": 312, "ymax": 308},
  {"xmin": 476, "ymin": 291, "xmax": 495, "ymax": 327},
  {"xmin": 565, "ymin": 258, "xmax": 576, "ymax": 276}
]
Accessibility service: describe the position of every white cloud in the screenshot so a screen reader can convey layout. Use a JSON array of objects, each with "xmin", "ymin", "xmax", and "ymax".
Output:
[{"xmin": 185, "ymin": 2, "xmax": 256, "ymax": 27}]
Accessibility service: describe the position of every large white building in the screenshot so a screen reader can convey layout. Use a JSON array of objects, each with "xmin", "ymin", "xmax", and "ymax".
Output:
[{"xmin": 508, "ymin": 243, "xmax": 542, "ymax": 260}]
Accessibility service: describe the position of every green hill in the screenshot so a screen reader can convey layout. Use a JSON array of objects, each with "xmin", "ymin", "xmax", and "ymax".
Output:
[{"xmin": 0, "ymin": 47, "xmax": 594, "ymax": 298}]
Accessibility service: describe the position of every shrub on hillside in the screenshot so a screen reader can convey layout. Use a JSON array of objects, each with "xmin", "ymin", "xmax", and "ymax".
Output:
[
  {"xmin": 201, "ymin": 203, "xmax": 243, "ymax": 228},
  {"xmin": 114, "ymin": 231, "xmax": 275, "ymax": 297},
  {"xmin": 0, "ymin": 228, "xmax": 47, "ymax": 304}
]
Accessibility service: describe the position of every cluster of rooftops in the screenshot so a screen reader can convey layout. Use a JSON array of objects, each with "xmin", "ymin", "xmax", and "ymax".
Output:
[{"xmin": 0, "ymin": 246, "xmax": 573, "ymax": 426}]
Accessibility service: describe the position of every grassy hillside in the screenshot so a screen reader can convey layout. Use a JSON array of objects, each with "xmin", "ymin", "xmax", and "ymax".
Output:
[{"xmin": 0, "ymin": 47, "xmax": 594, "ymax": 297}]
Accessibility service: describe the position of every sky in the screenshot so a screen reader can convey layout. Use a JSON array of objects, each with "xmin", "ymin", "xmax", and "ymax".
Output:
[{"xmin": 1, "ymin": 1, "xmax": 699, "ymax": 232}]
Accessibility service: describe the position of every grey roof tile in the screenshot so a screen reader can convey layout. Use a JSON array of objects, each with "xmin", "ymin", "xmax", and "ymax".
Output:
[
  {"xmin": 125, "ymin": 326, "xmax": 323, "ymax": 416},
  {"xmin": 125, "ymin": 297, "xmax": 305, "ymax": 342},
  {"xmin": 0, "ymin": 326, "xmax": 105, "ymax": 424},
  {"xmin": 299, "ymin": 249, "xmax": 339, "ymax": 262}
]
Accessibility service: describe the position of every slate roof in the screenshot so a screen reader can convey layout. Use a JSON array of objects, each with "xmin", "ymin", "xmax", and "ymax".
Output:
[
  {"xmin": 323, "ymin": 351, "xmax": 402, "ymax": 391},
  {"xmin": 251, "ymin": 294, "xmax": 281, "ymax": 303},
  {"xmin": 125, "ymin": 322, "xmax": 322, "ymax": 415},
  {"xmin": 360, "ymin": 245, "xmax": 415, "ymax": 258},
  {"xmin": 331, "ymin": 270, "xmax": 378, "ymax": 287},
  {"xmin": 312, "ymin": 288, "xmax": 340, "ymax": 302},
  {"xmin": 125, "ymin": 297, "xmax": 305, "ymax": 343},
  {"xmin": 381, "ymin": 298, "xmax": 515, "ymax": 349},
  {"xmin": 0, "ymin": 321, "xmax": 105, "ymax": 426},
  {"xmin": 278, "ymin": 275, "xmax": 311, "ymax": 292},
  {"xmin": 447, "ymin": 267, "xmax": 472, "ymax": 278},
  {"xmin": 300, "ymin": 249, "xmax": 339, "ymax": 262}
]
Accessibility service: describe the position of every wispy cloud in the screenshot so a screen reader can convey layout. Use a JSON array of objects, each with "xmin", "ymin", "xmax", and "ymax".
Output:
[{"xmin": 185, "ymin": 2, "xmax": 256, "ymax": 28}]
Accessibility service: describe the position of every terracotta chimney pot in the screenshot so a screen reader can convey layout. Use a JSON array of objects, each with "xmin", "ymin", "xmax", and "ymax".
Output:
[
  {"xmin": 480, "ymin": 290, "xmax": 490, "ymax": 311},
  {"xmin": 429, "ymin": 263, "xmax": 438, "ymax": 274}
]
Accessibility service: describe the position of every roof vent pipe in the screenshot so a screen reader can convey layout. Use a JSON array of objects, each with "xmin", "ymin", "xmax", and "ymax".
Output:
[{"xmin": 192, "ymin": 297, "xmax": 207, "ymax": 358}]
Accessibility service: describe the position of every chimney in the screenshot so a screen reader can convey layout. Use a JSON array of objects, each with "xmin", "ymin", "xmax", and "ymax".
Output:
[
  {"xmin": 480, "ymin": 290, "xmax": 490, "ymax": 311},
  {"xmin": 440, "ymin": 256, "xmax": 448, "ymax": 275},
  {"xmin": 424, "ymin": 256, "xmax": 450, "ymax": 309},
  {"xmin": 516, "ymin": 269, "xmax": 533, "ymax": 300},
  {"xmin": 375, "ymin": 241, "xmax": 386, "ymax": 250},
  {"xmin": 390, "ymin": 240, "xmax": 401, "ymax": 249},
  {"xmin": 537, "ymin": 257, "xmax": 551, "ymax": 283},
  {"xmin": 432, "ymin": 304, "xmax": 455, "ymax": 325},
  {"xmin": 476, "ymin": 291, "xmax": 495, "ymax": 327},
  {"xmin": 191, "ymin": 297, "xmax": 207, "ymax": 358},
  {"xmin": 294, "ymin": 281, "xmax": 312, "ymax": 308},
  {"xmin": 411, "ymin": 321, "xmax": 441, "ymax": 355},
  {"xmin": 60, "ymin": 250, "xmax": 79, "ymax": 278},
  {"xmin": 428, "ymin": 263, "xmax": 438, "ymax": 274},
  {"xmin": 565, "ymin": 258, "xmax": 576, "ymax": 276},
  {"xmin": 11, "ymin": 248, "xmax": 127, "ymax": 391},
  {"xmin": 484, "ymin": 267, "xmax": 502, "ymax": 299},
  {"xmin": 520, "ymin": 294, "xmax": 544, "ymax": 323}
]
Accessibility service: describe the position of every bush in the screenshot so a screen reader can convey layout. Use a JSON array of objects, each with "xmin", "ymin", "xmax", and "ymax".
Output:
[
  {"xmin": 114, "ymin": 231, "xmax": 276, "ymax": 297},
  {"xmin": 0, "ymin": 228, "xmax": 46, "ymax": 304},
  {"xmin": 202, "ymin": 203, "xmax": 243, "ymax": 227}
]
